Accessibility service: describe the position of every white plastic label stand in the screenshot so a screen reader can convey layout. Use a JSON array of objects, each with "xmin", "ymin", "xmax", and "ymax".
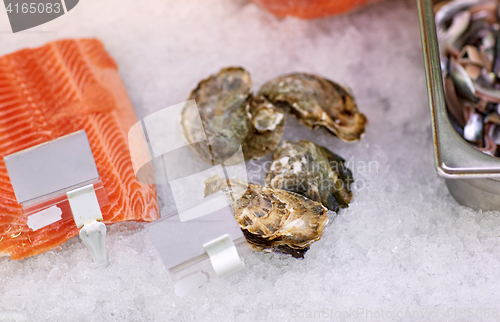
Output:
[
  {"xmin": 203, "ymin": 234, "xmax": 245, "ymax": 277},
  {"xmin": 4, "ymin": 131, "xmax": 109, "ymax": 266},
  {"xmin": 67, "ymin": 184, "xmax": 107, "ymax": 266},
  {"xmin": 172, "ymin": 235, "xmax": 246, "ymax": 297}
]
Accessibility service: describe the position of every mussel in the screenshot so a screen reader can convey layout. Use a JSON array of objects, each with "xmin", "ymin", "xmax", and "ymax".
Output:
[{"xmin": 436, "ymin": 0, "xmax": 500, "ymax": 156}]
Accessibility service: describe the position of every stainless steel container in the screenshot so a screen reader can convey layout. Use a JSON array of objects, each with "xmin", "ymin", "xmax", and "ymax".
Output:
[{"xmin": 417, "ymin": 0, "xmax": 500, "ymax": 211}]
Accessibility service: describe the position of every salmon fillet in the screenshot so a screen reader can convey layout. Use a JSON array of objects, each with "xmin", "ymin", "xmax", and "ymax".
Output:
[
  {"xmin": 250, "ymin": 0, "xmax": 383, "ymax": 19},
  {"xmin": 0, "ymin": 39, "xmax": 158, "ymax": 260}
]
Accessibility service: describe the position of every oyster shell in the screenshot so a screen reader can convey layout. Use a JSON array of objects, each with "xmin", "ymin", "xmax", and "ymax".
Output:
[
  {"xmin": 245, "ymin": 95, "xmax": 285, "ymax": 158},
  {"xmin": 204, "ymin": 175, "xmax": 329, "ymax": 258},
  {"xmin": 258, "ymin": 73, "xmax": 367, "ymax": 142},
  {"xmin": 265, "ymin": 140, "xmax": 353, "ymax": 213},
  {"xmin": 181, "ymin": 67, "xmax": 284, "ymax": 165}
]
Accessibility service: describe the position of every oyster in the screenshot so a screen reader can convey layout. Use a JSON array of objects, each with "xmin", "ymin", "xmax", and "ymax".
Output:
[
  {"xmin": 265, "ymin": 140, "xmax": 353, "ymax": 213},
  {"xmin": 258, "ymin": 73, "xmax": 367, "ymax": 142},
  {"xmin": 245, "ymin": 95, "xmax": 285, "ymax": 158},
  {"xmin": 204, "ymin": 175, "xmax": 329, "ymax": 258},
  {"xmin": 181, "ymin": 67, "xmax": 284, "ymax": 165}
]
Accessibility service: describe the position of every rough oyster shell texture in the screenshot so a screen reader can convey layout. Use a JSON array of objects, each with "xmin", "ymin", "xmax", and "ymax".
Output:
[
  {"xmin": 204, "ymin": 175, "xmax": 329, "ymax": 258},
  {"xmin": 181, "ymin": 67, "xmax": 284, "ymax": 165},
  {"xmin": 265, "ymin": 140, "xmax": 353, "ymax": 213},
  {"xmin": 258, "ymin": 73, "xmax": 367, "ymax": 142},
  {"xmin": 245, "ymin": 95, "xmax": 285, "ymax": 159}
]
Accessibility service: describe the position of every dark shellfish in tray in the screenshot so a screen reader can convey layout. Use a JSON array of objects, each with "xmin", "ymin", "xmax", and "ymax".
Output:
[{"xmin": 435, "ymin": 0, "xmax": 500, "ymax": 156}]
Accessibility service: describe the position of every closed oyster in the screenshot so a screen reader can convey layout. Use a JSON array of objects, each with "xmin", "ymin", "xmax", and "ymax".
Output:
[
  {"xmin": 265, "ymin": 140, "xmax": 353, "ymax": 213},
  {"xmin": 258, "ymin": 73, "xmax": 367, "ymax": 142},
  {"xmin": 181, "ymin": 67, "xmax": 284, "ymax": 165},
  {"xmin": 204, "ymin": 175, "xmax": 329, "ymax": 258}
]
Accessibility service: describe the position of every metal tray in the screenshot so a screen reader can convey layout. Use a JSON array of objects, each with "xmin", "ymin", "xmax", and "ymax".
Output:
[{"xmin": 417, "ymin": 0, "xmax": 500, "ymax": 210}]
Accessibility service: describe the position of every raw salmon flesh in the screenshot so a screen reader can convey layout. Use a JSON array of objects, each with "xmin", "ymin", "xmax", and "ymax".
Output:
[
  {"xmin": 251, "ymin": 0, "xmax": 383, "ymax": 19},
  {"xmin": 0, "ymin": 39, "xmax": 158, "ymax": 260}
]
